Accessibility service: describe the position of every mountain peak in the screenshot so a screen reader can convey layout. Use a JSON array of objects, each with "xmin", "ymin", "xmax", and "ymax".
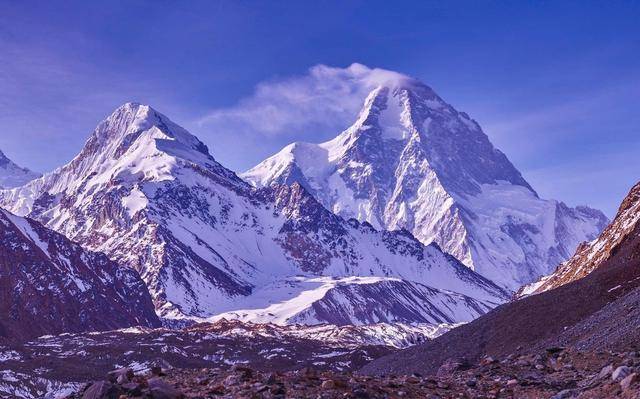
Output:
[
  {"xmin": 0, "ymin": 148, "xmax": 41, "ymax": 189},
  {"xmin": 102, "ymin": 102, "xmax": 157, "ymax": 131},
  {"xmin": 344, "ymin": 63, "xmax": 429, "ymax": 92},
  {"xmin": 0, "ymin": 103, "xmax": 245, "ymax": 217},
  {"xmin": 73, "ymin": 102, "xmax": 214, "ymax": 173},
  {"xmin": 85, "ymin": 102, "xmax": 157, "ymax": 150},
  {"xmin": 243, "ymin": 67, "xmax": 607, "ymax": 290},
  {"xmin": 246, "ymin": 73, "xmax": 533, "ymax": 197}
]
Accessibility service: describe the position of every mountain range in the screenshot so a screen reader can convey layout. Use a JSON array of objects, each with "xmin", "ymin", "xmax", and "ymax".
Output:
[
  {"xmin": 2, "ymin": 173, "xmax": 636, "ymax": 398},
  {"xmin": 0, "ymin": 102, "xmax": 508, "ymax": 329},
  {"xmin": 243, "ymin": 73, "xmax": 608, "ymax": 290},
  {"xmin": 0, "ymin": 66, "xmax": 638, "ymax": 398},
  {"xmin": 0, "ymin": 67, "xmax": 612, "ymax": 337}
]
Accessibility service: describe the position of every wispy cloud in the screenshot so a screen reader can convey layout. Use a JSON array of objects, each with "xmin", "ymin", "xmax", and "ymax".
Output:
[{"xmin": 196, "ymin": 63, "xmax": 409, "ymax": 138}]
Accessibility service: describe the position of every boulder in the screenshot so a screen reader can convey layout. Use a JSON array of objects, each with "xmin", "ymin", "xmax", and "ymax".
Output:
[
  {"xmin": 82, "ymin": 381, "xmax": 122, "ymax": 399},
  {"xmin": 620, "ymin": 373, "xmax": 638, "ymax": 391},
  {"xmin": 612, "ymin": 366, "xmax": 632, "ymax": 381},
  {"xmin": 107, "ymin": 368, "xmax": 133, "ymax": 384},
  {"xmin": 147, "ymin": 377, "xmax": 184, "ymax": 399},
  {"xmin": 598, "ymin": 364, "xmax": 613, "ymax": 379}
]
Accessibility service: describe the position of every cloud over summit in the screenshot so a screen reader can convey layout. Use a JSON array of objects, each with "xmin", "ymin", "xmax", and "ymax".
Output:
[{"xmin": 197, "ymin": 63, "xmax": 413, "ymax": 138}]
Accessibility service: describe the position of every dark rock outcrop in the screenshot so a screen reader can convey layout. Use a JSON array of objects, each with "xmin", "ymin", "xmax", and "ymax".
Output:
[{"xmin": 0, "ymin": 208, "xmax": 160, "ymax": 341}]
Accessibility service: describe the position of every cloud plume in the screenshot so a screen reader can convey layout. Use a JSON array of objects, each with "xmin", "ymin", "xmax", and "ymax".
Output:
[{"xmin": 197, "ymin": 63, "xmax": 411, "ymax": 138}]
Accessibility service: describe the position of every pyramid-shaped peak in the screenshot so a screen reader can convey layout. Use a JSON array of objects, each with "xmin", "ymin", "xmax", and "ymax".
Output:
[
  {"xmin": 108, "ymin": 102, "xmax": 172, "ymax": 123},
  {"xmin": 81, "ymin": 102, "xmax": 211, "ymax": 161},
  {"xmin": 98, "ymin": 102, "xmax": 164, "ymax": 138}
]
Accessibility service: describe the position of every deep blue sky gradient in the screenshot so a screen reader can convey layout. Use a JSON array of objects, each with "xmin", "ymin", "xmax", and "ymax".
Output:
[{"xmin": 0, "ymin": 1, "xmax": 638, "ymax": 216}]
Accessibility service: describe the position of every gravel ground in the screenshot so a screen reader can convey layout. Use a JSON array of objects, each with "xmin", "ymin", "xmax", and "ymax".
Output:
[{"xmin": 68, "ymin": 348, "xmax": 640, "ymax": 398}]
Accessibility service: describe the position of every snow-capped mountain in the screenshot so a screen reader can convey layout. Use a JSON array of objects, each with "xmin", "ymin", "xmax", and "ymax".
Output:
[
  {"xmin": 0, "ymin": 208, "xmax": 159, "ymax": 340},
  {"xmin": 243, "ymin": 69, "xmax": 608, "ymax": 290},
  {"xmin": 0, "ymin": 103, "xmax": 508, "ymax": 325},
  {"xmin": 521, "ymin": 181, "xmax": 640, "ymax": 296},
  {"xmin": 0, "ymin": 149, "xmax": 40, "ymax": 189}
]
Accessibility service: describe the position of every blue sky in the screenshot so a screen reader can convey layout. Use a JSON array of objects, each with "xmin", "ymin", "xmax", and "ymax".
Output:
[{"xmin": 0, "ymin": 1, "xmax": 638, "ymax": 216}]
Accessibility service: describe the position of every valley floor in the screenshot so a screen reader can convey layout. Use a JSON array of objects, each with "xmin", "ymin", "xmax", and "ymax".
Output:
[{"xmin": 65, "ymin": 348, "xmax": 640, "ymax": 398}]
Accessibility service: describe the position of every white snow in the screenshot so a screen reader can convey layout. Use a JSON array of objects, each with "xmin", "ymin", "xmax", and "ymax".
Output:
[
  {"xmin": 0, "ymin": 350, "xmax": 20, "ymax": 362},
  {"xmin": 608, "ymin": 285, "xmax": 622, "ymax": 293},
  {"xmin": 377, "ymin": 88, "xmax": 411, "ymax": 140},
  {"xmin": 121, "ymin": 187, "xmax": 148, "ymax": 218},
  {"xmin": 207, "ymin": 276, "xmax": 399, "ymax": 324}
]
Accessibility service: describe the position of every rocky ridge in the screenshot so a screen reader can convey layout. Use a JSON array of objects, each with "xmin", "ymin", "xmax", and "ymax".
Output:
[
  {"xmin": 522, "ymin": 181, "xmax": 640, "ymax": 296},
  {"xmin": 0, "ymin": 208, "xmax": 159, "ymax": 341}
]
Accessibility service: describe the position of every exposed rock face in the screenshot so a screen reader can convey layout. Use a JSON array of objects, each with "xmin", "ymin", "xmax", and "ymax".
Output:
[
  {"xmin": 0, "ymin": 208, "xmax": 159, "ymax": 341},
  {"xmin": 0, "ymin": 149, "xmax": 40, "ymax": 189},
  {"xmin": 522, "ymin": 181, "xmax": 640, "ymax": 296},
  {"xmin": 0, "ymin": 103, "xmax": 508, "ymax": 324},
  {"xmin": 243, "ymin": 75, "xmax": 608, "ymax": 290}
]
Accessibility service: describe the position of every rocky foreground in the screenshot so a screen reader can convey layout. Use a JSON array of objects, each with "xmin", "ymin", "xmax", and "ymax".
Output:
[
  {"xmin": 0, "ymin": 320, "xmax": 407, "ymax": 398},
  {"xmin": 66, "ymin": 348, "xmax": 640, "ymax": 398}
]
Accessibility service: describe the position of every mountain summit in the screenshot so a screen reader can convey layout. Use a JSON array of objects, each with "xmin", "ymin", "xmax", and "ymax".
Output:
[
  {"xmin": 0, "ymin": 149, "xmax": 41, "ymax": 189},
  {"xmin": 243, "ymin": 69, "xmax": 608, "ymax": 290},
  {"xmin": 0, "ymin": 103, "xmax": 508, "ymax": 323}
]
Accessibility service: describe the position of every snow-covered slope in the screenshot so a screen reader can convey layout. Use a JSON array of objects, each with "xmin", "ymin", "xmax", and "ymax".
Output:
[
  {"xmin": 0, "ymin": 150, "xmax": 40, "ymax": 189},
  {"xmin": 208, "ymin": 276, "xmax": 495, "ymax": 326},
  {"xmin": 0, "ymin": 208, "xmax": 159, "ymax": 340},
  {"xmin": 0, "ymin": 103, "xmax": 508, "ymax": 325},
  {"xmin": 521, "ymin": 181, "xmax": 640, "ymax": 296},
  {"xmin": 243, "ymin": 68, "xmax": 608, "ymax": 290}
]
